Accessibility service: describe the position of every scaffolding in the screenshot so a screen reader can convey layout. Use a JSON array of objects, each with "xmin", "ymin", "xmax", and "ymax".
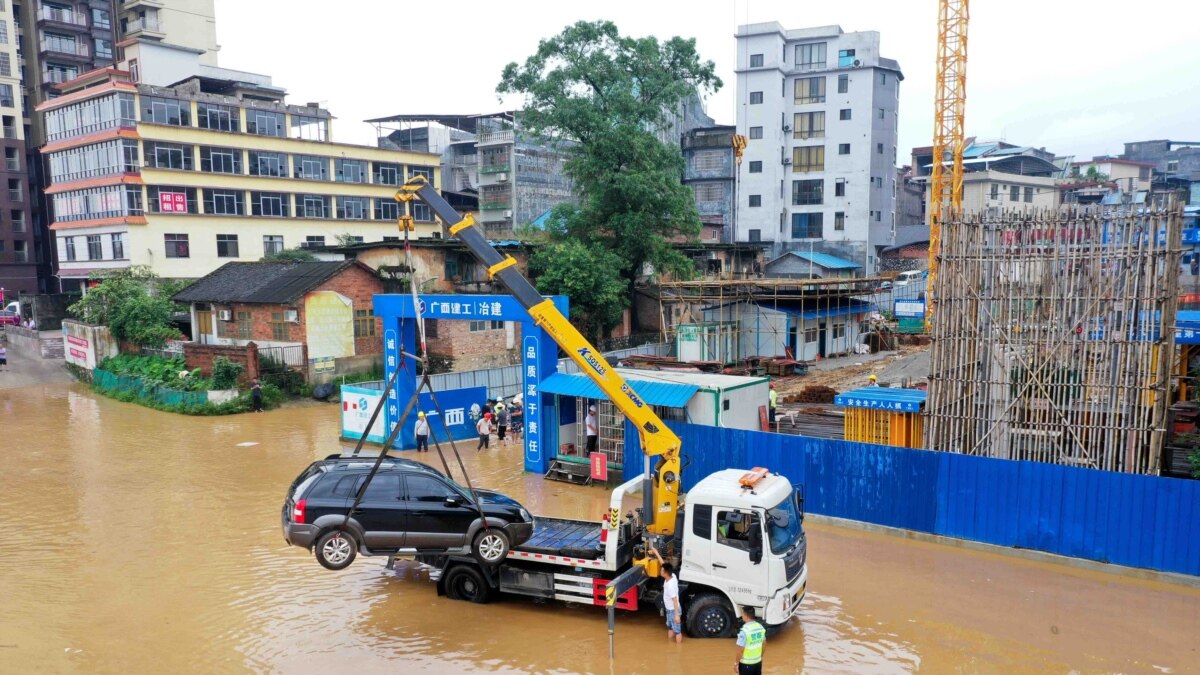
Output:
[{"xmin": 925, "ymin": 203, "xmax": 1183, "ymax": 474}]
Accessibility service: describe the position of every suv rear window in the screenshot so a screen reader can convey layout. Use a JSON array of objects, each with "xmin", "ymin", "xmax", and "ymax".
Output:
[{"xmin": 309, "ymin": 474, "xmax": 361, "ymax": 499}]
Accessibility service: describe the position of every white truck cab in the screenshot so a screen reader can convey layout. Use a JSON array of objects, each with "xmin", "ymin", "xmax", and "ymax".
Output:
[{"xmin": 679, "ymin": 469, "xmax": 808, "ymax": 634}]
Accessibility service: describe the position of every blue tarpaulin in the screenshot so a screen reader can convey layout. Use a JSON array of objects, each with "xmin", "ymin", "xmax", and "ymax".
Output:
[{"xmin": 539, "ymin": 372, "xmax": 698, "ymax": 409}]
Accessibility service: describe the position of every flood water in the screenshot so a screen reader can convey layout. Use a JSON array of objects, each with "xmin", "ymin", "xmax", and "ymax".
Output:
[{"xmin": 2, "ymin": 381, "xmax": 1198, "ymax": 674}]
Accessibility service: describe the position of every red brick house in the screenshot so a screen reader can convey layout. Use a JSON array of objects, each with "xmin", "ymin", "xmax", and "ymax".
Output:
[{"xmin": 173, "ymin": 261, "xmax": 384, "ymax": 374}]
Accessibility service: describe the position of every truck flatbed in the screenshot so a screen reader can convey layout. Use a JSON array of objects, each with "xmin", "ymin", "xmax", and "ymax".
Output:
[{"xmin": 507, "ymin": 516, "xmax": 633, "ymax": 570}]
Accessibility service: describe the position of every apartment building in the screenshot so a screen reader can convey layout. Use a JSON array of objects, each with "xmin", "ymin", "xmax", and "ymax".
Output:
[
  {"xmin": 0, "ymin": 0, "xmax": 32, "ymax": 292},
  {"xmin": 734, "ymin": 23, "xmax": 903, "ymax": 274},
  {"xmin": 911, "ymin": 140, "xmax": 1062, "ymax": 218},
  {"xmin": 39, "ymin": 54, "xmax": 441, "ymax": 290},
  {"xmin": 681, "ymin": 125, "xmax": 737, "ymax": 243}
]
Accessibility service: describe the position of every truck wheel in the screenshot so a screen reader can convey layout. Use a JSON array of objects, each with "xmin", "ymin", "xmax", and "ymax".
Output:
[
  {"xmin": 472, "ymin": 529, "xmax": 510, "ymax": 566},
  {"xmin": 444, "ymin": 565, "xmax": 492, "ymax": 604},
  {"xmin": 315, "ymin": 530, "xmax": 357, "ymax": 571},
  {"xmin": 685, "ymin": 593, "xmax": 736, "ymax": 638}
]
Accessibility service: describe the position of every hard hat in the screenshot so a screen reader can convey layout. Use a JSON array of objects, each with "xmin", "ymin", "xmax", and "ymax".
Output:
[
  {"xmin": 417, "ymin": 411, "xmax": 425, "ymax": 418},
  {"xmin": 589, "ymin": 405, "xmax": 597, "ymax": 412},
  {"xmin": 769, "ymin": 383, "xmax": 775, "ymax": 389},
  {"xmin": 869, "ymin": 374, "xmax": 877, "ymax": 381},
  {"xmin": 484, "ymin": 412, "xmax": 492, "ymax": 420}
]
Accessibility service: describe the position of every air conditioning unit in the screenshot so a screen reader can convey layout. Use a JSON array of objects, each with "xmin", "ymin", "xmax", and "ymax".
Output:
[
  {"xmin": 217, "ymin": 309, "xmax": 232, "ymax": 321},
  {"xmin": 285, "ymin": 309, "xmax": 299, "ymax": 323},
  {"xmin": 504, "ymin": 210, "xmax": 513, "ymax": 218},
  {"xmin": 853, "ymin": 59, "xmax": 862, "ymax": 67},
  {"xmin": 782, "ymin": 158, "xmax": 792, "ymax": 165},
  {"xmin": 782, "ymin": 124, "xmax": 792, "ymax": 132},
  {"xmin": 497, "ymin": 172, "xmax": 508, "ymax": 181}
]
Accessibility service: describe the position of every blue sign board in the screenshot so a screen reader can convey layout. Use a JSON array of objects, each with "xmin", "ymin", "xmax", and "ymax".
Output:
[
  {"xmin": 374, "ymin": 293, "xmax": 567, "ymax": 473},
  {"xmin": 834, "ymin": 387, "xmax": 926, "ymax": 413},
  {"xmin": 894, "ymin": 299, "xmax": 925, "ymax": 318}
]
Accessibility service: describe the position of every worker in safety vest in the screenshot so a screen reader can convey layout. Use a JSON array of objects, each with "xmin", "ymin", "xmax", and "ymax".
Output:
[
  {"xmin": 734, "ymin": 605, "xmax": 766, "ymax": 674},
  {"xmin": 767, "ymin": 383, "xmax": 778, "ymax": 427}
]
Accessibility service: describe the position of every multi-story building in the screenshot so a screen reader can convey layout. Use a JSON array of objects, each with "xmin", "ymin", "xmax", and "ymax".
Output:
[
  {"xmin": 681, "ymin": 125, "xmax": 737, "ymax": 243},
  {"xmin": 734, "ymin": 22, "xmax": 903, "ymax": 274},
  {"xmin": 0, "ymin": 0, "xmax": 33, "ymax": 292},
  {"xmin": 911, "ymin": 139, "xmax": 1062, "ymax": 219},
  {"xmin": 1123, "ymin": 140, "xmax": 1200, "ymax": 179},
  {"xmin": 39, "ymin": 47, "xmax": 441, "ymax": 290}
]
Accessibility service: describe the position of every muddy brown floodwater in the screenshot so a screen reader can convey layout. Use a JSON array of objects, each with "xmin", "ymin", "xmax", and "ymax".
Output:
[{"xmin": 1, "ymin": 382, "xmax": 1198, "ymax": 674}]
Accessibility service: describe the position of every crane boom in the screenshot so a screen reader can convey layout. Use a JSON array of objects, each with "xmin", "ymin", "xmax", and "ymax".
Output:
[
  {"xmin": 396, "ymin": 177, "xmax": 684, "ymax": 536},
  {"xmin": 927, "ymin": 0, "xmax": 969, "ymax": 332}
]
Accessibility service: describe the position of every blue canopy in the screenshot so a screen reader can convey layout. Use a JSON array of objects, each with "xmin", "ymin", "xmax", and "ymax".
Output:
[{"xmin": 538, "ymin": 373, "xmax": 699, "ymax": 409}]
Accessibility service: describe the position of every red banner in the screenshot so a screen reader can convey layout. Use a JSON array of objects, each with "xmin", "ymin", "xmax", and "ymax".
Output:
[
  {"xmin": 159, "ymin": 191, "xmax": 187, "ymax": 213},
  {"xmin": 590, "ymin": 452, "xmax": 608, "ymax": 482}
]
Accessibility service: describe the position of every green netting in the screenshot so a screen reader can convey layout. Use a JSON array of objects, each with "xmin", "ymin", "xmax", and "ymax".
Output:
[{"xmin": 93, "ymin": 369, "xmax": 209, "ymax": 407}]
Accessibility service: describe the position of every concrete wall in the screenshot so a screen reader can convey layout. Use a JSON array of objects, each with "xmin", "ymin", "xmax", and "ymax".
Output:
[
  {"xmin": 61, "ymin": 320, "xmax": 115, "ymax": 366},
  {"xmin": 5, "ymin": 326, "xmax": 66, "ymax": 360},
  {"xmin": 308, "ymin": 353, "xmax": 383, "ymax": 386}
]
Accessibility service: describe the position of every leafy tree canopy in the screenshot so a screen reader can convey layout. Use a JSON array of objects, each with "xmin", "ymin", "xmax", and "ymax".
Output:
[
  {"xmin": 529, "ymin": 238, "xmax": 627, "ymax": 342},
  {"xmin": 69, "ymin": 266, "xmax": 180, "ymax": 347}
]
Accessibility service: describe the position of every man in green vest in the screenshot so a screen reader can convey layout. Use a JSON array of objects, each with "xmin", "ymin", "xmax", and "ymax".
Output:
[
  {"xmin": 768, "ymin": 383, "xmax": 778, "ymax": 427},
  {"xmin": 734, "ymin": 605, "xmax": 766, "ymax": 674}
]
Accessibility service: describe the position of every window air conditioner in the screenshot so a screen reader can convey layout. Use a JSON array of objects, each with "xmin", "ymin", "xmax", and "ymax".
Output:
[
  {"xmin": 217, "ymin": 309, "xmax": 232, "ymax": 321},
  {"xmin": 497, "ymin": 172, "xmax": 508, "ymax": 181},
  {"xmin": 853, "ymin": 59, "xmax": 862, "ymax": 67},
  {"xmin": 782, "ymin": 124, "xmax": 792, "ymax": 132},
  {"xmin": 285, "ymin": 309, "xmax": 299, "ymax": 323},
  {"xmin": 504, "ymin": 210, "xmax": 513, "ymax": 218},
  {"xmin": 782, "ymin": 158, "xmax": 792, "ymax": 165}
]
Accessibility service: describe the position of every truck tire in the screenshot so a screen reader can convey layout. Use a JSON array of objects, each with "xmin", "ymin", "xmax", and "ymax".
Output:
[
  {"xmin": 472, "ymin": 528, "xmax": 510, "ymax": 566},
  {"xmin": 685, "ymin": 593, "xmax": 736, "ymax": 638},
  {"xmin": 314, "ymin": 530, "xmax": 357, "ymax": 571},
  {"xmin": 444, "ymin": 565, "xmax": 492, "ymax": 604}
]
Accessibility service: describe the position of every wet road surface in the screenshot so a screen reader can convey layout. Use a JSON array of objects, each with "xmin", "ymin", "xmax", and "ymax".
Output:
[{"xmin": 1, "ymin": 381, "xmax": 1198, "ymax": 674}]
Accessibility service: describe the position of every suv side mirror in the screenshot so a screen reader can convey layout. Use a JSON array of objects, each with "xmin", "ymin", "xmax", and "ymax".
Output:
[{"xmin": 444, "ymin": 495, "xmax": 463, "ymax": 507}]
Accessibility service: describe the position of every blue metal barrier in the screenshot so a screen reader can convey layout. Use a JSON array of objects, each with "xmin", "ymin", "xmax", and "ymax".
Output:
[{"xmin": 623, "ymin": 422, "xmax": 1200, "ymax": 577}]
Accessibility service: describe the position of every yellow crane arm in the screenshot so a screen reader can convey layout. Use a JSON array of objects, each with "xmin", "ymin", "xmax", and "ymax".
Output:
[{"xmin": 396, "ymin": 177, "xmax": 684, "ymax": 535}]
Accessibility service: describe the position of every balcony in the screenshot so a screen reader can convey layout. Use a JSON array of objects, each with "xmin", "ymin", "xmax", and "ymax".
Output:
[
  {"xmin": 125, "ymin": 17, "xmax": 165, "ymax": 38},
  {"xmin": 40, "ymin": 39, "xmax": 89, "ymax": 59},
  {"xmin": 42, "ymin": 69, "xmax": 78, "ymax": 84},
  {"xmin": 13, "ymin": 251, "xmax": 28, "ymax": 263},
  {"xmin": 479, "ymin": 200, "xmax": 511, "ymax": 211},
  {"xmin": 122, "ymin": 0, "xmax": 165, "ymax": 8},
  {"xmin": 38, "ymin": 7, "xmax": 88, "ymax": 29},
  {"xmin": 479, "ymin": 163, "xmax": 510, "ymax": 175},
  {"xmin": 477, "ymin": 129, "xmax": 514, "ymax": 146}
]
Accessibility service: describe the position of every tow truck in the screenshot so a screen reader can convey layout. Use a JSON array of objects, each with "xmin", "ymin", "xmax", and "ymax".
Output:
[{"xmin": 388, "ymin": 177, "xmax": 808, "ymax": 638}]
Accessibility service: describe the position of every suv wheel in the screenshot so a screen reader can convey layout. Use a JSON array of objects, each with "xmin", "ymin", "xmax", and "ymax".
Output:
[
  {"xmin": 472, "ymin": 528, "xmax": 510, "ymax": 566},
  {"xmin": 444, "ymin": 565, "xmax": 492, "ymax": 603},
  {"xmin": 685, "ymin": 592, "xmax": 736, "ymax": 638},
  {"xmin": 315, "ymin": 530, "xmax": 357, "ymax": 571}
]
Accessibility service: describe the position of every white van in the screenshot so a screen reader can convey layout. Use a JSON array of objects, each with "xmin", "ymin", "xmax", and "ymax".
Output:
[
  {"xmin": 894, "ymin": 270, "xmax": 926, "ymax": 286},
  {"xmin": 2, "ymin": 301, "xmax": 17, "ymax": 314}
]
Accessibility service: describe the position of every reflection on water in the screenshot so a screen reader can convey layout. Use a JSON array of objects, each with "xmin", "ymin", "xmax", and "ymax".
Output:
[{"xmin": 0, "ymin": 382, "xmax": 1197, "ymax": 674}]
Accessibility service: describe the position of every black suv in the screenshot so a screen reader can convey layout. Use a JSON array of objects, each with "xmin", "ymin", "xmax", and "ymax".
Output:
[{"xmin": 283, "ymin": 456, "xmax": 533, "ymax": 570}]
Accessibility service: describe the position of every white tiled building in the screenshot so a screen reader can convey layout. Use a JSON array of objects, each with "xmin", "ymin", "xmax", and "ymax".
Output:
[{"xmin": 734, "ymin": 23, "xmax": 902, "ymax": 274}]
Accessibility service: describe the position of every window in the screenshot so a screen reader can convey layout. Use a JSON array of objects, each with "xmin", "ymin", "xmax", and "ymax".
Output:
[
  {"xmin": 1010, "ymin": 185, "xmax": 1020, "ymax": 201},
  {"xmin": 216, "ymin": 234, "xmax": 239, "ymax": 258},
  {"xmin": 692, "ymin": 504, "xmax": 713, "ymax": 539},
  {"xmin": 93, "ymin": 39, "xmax": 113, "ymax": 60},
  {"xmin": 833, "ymin": 324, "xmax": 846, "ymax": 339},
  {"xmin": 375, "ymin": 199, "xmax": 400, "ymax": 221},
  {"xmin": 748, "ymin": 229, "xmax": 761, "ymax": 242},
  {"xmin": 289, "ymin": 115, "xmax": 328, "ymax": 141},
  {"xmin": 337, "ymin": 196, "xmax": 368, "ymax": 220},
  {"xmin": 749, "ymin": 91, "xmax": 763, "ymax": 105},
  {"xmin": 837, "ymin": 74, "xmax": 848, "ymax": 93},
  {"xmin": 52, "ymin": 185, "xmax": 143, "ymax": 221},
  {"xmin": 877, "ymin": 143, "xmax": 884, "ymax": 155},
  {"xmin": 406, "ymin": 475, "xmax": 454, "ymax": 502},
  {"xmin": 374, "ymin": 162, "xmax": 402, "ymax": 185},
  {"xmin": 409, "ymin": 166, "xmax": 434, "ymax": 183},
  {"xmin": 0, "ymin": 19, "xmax": 7, "ymax": 45},
  {"xmin": 249, "ymin": 151, "xmax": 287, "ymax": 177},
  {"xmin": 793, "ymin": 111, "xmax": 824, "ymax": 139},
  {"xmin": 144, "ymin": 141, "xmax": 193, "ymax": 170},
  {"xmin": 354, "ymin": 308, "xmax": 375, "ymax": 338},
  {"xmin": 748, "ymin": 126, "xmax": 763, "ymax": 140},
  {"xmin": 749, "ymin": 194, "xmax": 762, "ymax": 207},
  {"xmin": 792, "ymin": 179, "xmax": 823, "ymax": 205},
  {"xmin": 834, "ymin": 211, "xmax": 845, "ymax": 230},
  {"xmin": 263, "ymin": 235, "xmax": 284, "ymax": 257},
  {"xmin": 1024, "ymin": 186, "xmax": 1034, "ymax": 203},
  {"xmin": 749, "ymin": 53, "xmax": 763, "ymax": 68},
  {"xmin": 691, "ymin": 150, "xmax": 723, "ymax": 171},
  {"xmin": 794, "ymin": 76, "xmax": 826, "ymax": 104},
  {"xmin": 879, "ymin": 73, "xmax": 887, "ymax": 85},
  {"xmin": 990, "ymin": 184, "xmax": 999, "ymax": 200},
  {"xmin": 270, "ymin": 311, "xmax": 291, "ymax": 341},
  {"xmin": 716, "ymin": 510, "xmax": 758, "ymax": 550},
  {"xmin": 741, "ymin": 161, "xmax": 760, "ymax": 176},
  {"xmin": 835, "ymin": 179, "xmax": 846, "ymax": 197},
  {"xmin": 0, "ymin": 52, "xmax": 12, "ymax": 77},
  {"xmin": 805, "ymin": 327, "xmax": 818, "ymax": 344},
  {"xmin": 0, "ymin": 84, "xmax": 14, "ymax": 107},
  {"xmin": 247, "ymin": 110, "xmax": 285, "ymax": 137},
  {"xmin": 838, "ymin": 143, "xmax": 850, "ymax": 155},
  {"xmin": 64, "ymin": 236, "xmax": 76, "ymax": 261},
  {"xmin": 128, "ymin": 58, "xmax": 138, "ymax": 82},
  {"xmin": 203, "ymin": 189, "xmax": 244, "ymax": 216},
  {"xmin": 872, "ymin": 176, "xmax": 883, "ymax": 189},
  {"xmin": 164, "ymin": 233, "xmax": 189, "ymax": 258},
  {"xmin": 878, "ymin": 108, "xmax": 886, "ymax": 120},
  {"xmin": 92, "ymin": 8, "xmax": 110, "ymax": 28},
  {"xmin": 791, "ymin": 213, "xmax": 823, "ymax": 239},
  {"xmin": 147, "ymin": 186, "xmax": 198, "ymax": 214},
  {"xmin": 298, "ymin": 194, "xmax": 331, "ymax": 218},
  {"xmin": 13, "ymin": 240, "xmax": 26, "ymax": 262},
  {"xmin": 111, "ymin": 233, "xmax": 124, "ymax": 259},
  {"xmin": 199, "ymin": 146, "xmax": 242, "ymax": 174},
  {"xmin": 411, "ymin": 201, "xmax": 434, "ymax": 223},
  {"xmin": 198, "ymin": 103, "xmax": 239, "ymax": 132},
  {"xmin": 335, "ymin": 158, "xmax": 367, "ymax": 183},
  {"xmin": 792, "ymin": 146, "xmax": 824, "ymax": 172},
  {"xmin": 838, "ymin": 49, "xmax": 856, "ymax": 68},
  {"xmin": 143, "ymin": 96, "xmax": 190, "ymax": 126},
  {"xmin": 251, "ymin": 191, "xmax": 289, "ymax": 217},
  {"xmin": 305, "ymin": 235, "xmax": 325, "ymax": 248},
  {"xmin": 875, "ymin": 211, "xmax": 882, "ymax": 222},
  {"xmin": 294, "ymin": 155, "xmax": 328, "ymax": 180},
  {"xmin": 1167, "ymin": 160, "xmax": 1180, "ymax": 172},
  {"xmin": 795, "ymin": 42, "xmax": 826, "ymax": 69},
  {"xmin": 691, "ymin": 183, "xmax": 722, "ymax": 203},
  {"xmin": 839, "ymin": 108, "xmax": 851, "ymax": 121}
]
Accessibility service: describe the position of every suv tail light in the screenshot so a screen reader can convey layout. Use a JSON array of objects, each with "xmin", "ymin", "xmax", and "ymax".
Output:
[{"xmin": 292, "ymin": 499, "xmax": 307, "ymax": 524}]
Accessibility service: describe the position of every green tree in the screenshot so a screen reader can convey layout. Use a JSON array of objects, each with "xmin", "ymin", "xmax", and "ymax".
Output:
[
  {"xmin": 261, "ymin": 248, "xmax": 318, "ymax": 262},
  {"xmin": 69, "ymin": 266, "xmax": 180, "ymax": 347},
  {"xmin": 499, "ymin": 21, "xmax": 720, "ymax": 323},
  {"xmin": 529, "ymin": 238, "xmax": 627, "ymax": 342}
]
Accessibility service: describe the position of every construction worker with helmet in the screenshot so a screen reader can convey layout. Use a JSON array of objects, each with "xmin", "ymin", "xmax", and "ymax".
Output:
[
  {"xmin": 868, "ymin": 374, "xmax": 880, "ymax": 387},
  {"xmin": 768, "ymin": 382, "xmax": 778, "ymax": 427},
  {"xmin": 414, "ymin": 411, "xmax": 430, "ymax": 452}
]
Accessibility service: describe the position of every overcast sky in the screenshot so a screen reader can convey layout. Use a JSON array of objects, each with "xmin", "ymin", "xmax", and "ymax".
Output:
[{"xmin": 214, "ymin": 0, "xmax": 1199, "ymax": 163}]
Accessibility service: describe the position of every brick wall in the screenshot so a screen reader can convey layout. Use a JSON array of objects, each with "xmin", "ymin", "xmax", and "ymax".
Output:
[
  {"xmin": 426, "ymin": 317, "xmax": 522, "ymax": 371},
  {"xmin": 184, "ymin": 342, "xmax": 260, "ymax": 383}
]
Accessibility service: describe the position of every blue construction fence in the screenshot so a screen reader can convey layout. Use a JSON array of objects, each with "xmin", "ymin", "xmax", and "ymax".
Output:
[{"xmin": 623, "ymin": 422, "xmax": 1200, "ymax": 577}]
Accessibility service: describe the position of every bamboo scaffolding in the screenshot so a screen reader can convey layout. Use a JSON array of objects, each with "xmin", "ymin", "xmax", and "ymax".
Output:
[{"xmin": 926, "ymin": 202, "xmax": 1183, "ymax": 474}]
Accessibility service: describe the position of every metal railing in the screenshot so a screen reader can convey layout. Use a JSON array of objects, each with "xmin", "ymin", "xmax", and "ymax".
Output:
[
  {"xmin": 259, "ymin": 344, "xmax": 306, "ymax": 369},
  {"xmin": 477, "ymin": 129, "xmax": 514, "ymax": 145},
  {"xmin": 42, "ymin": 70, "xmax": 75, "ymax": 84},
  {"xmin": 39, "ymin": 7, "xmax": 87, "ymax": 25},
  {"xmin": 41, "ymin": 39, "xmax": 88, "ymax": 57},
  {"xmin": 126, "ymin": 17, "xmax": 163, "ymax": 33}
]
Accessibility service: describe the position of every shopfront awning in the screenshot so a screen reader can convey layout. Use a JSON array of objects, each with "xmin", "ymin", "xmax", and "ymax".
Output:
[{"xmin": 539, "ymin": 372, "xmax": 699, "ymax": 409}]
